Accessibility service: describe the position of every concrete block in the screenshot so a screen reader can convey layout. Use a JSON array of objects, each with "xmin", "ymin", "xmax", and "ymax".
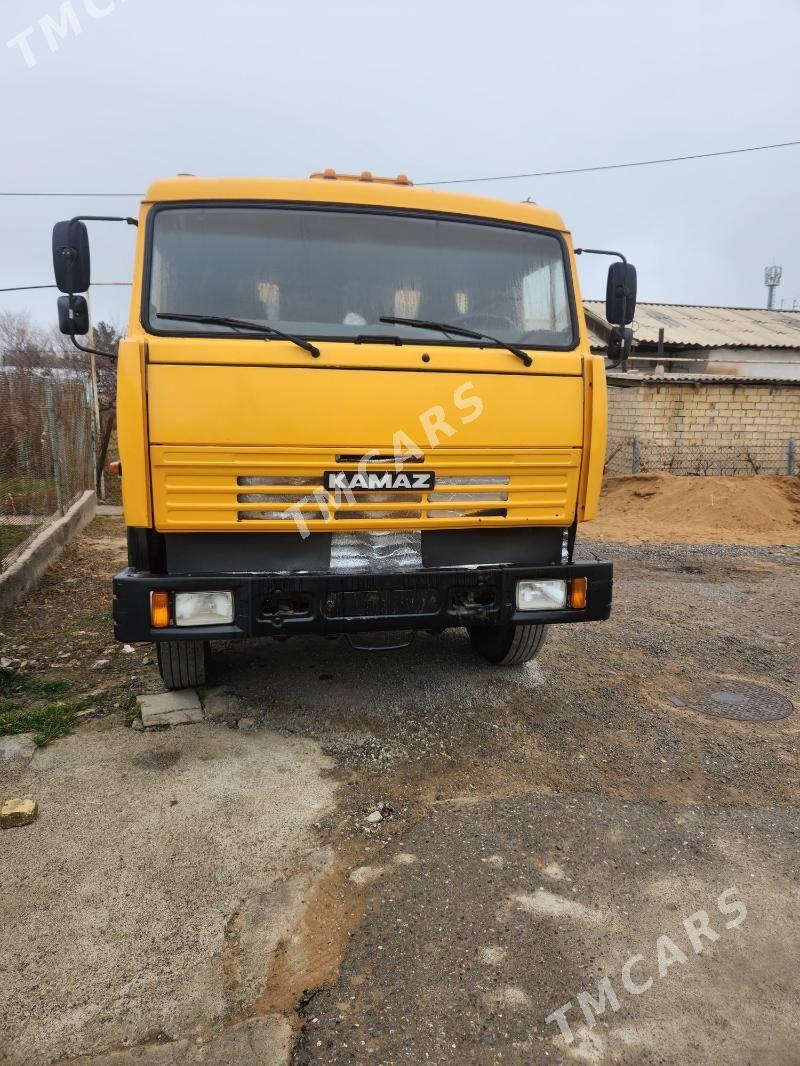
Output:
[{"xmin": 137, "ymin": 690, "xmax": 203, "ymax": 728}]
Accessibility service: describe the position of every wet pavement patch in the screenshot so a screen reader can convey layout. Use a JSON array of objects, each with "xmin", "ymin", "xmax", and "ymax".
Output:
[{"xmin": 131, "ymin": 749, "xmax": 183, "ymax": 771}]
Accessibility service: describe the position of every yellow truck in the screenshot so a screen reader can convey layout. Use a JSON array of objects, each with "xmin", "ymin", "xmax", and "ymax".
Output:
[{"xmin": 51, "ymin": 172, "xmax": 636, "ymax": 689}]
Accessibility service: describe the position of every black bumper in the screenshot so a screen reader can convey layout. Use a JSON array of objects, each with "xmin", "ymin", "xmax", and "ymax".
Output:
[{"xmin": 113, "ymin": 561, "xmax": 613, "ymax": 643}]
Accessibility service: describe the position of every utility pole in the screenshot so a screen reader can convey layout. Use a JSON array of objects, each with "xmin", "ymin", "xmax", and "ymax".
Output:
[
  {"xmin": 85, "ymin": 288, "xmax": 104, "ymax": 498},
  {"xmin": 765, "ymin": 265, "xmax": 782, "ymax": 310}
]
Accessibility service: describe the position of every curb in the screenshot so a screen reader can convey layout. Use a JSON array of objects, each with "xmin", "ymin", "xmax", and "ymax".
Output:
[{"xmin": 0, "ymin": 490, "xmax": 97, "ymax": 609}]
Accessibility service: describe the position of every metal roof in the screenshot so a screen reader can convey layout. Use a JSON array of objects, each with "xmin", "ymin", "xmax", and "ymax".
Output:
[
  {"xmin": 607, "ymin": 371, "xmax": 800, "ymax": 387},
  {"xmin": 584, "ymin": 301, "xmax": 800, "ymax": 350}
]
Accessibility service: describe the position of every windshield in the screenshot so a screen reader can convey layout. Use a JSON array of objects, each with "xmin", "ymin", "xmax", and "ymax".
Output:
[{"xmin": 146, "ymin": 205, "xmax": 574, "ymax": 348}]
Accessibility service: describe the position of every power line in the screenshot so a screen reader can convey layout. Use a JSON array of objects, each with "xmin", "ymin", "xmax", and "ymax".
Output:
[
  {"xmin": 0, "ymin": 192, "xmax": 143, "ymax": 198},
  {"xmin": 0, "ymin": 138, "xmax": 797, "ymax": 198},
  {"xmin": 418, "ymin": 139, "xmax": 800, "ymax": 186},
  {"xmin": 0, "ymin": 283, "xmax": 131, "ymax": 293}
]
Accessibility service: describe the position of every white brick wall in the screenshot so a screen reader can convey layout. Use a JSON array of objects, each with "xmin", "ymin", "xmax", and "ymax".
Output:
[{"xmin": 607, "ymin": 382, "xmax": 800, "ymax": 474}]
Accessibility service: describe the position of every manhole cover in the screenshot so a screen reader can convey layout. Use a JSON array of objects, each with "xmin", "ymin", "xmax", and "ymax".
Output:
[{"xmin": 672, "ymin": 680, "xmax": 795, "ymax": 722}]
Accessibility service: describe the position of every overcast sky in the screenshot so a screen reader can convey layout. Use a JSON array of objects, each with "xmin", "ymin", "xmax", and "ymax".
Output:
[{"xmin": 2, "ymin": 0, "xmax": 799, "ymax": 332}]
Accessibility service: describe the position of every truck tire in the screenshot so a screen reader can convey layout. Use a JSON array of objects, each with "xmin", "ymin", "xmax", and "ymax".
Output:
[
  {"xmin": 467, "ymin": 623, "xmax": 547, "ymax": 665},
  {"xmin": 156, "ymin": 640, "xmax": 208, "ymax": 690}
]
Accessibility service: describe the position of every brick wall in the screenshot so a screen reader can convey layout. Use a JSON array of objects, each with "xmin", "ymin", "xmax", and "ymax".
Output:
[{"xmin": 606, "ymin": 381, "xmax": 800, "ymax": 475}]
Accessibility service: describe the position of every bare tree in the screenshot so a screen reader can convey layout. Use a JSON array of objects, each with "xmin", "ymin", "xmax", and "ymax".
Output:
[{"xmin": 0, "ymin": 309, "xmax": 58, "ymax": 368}]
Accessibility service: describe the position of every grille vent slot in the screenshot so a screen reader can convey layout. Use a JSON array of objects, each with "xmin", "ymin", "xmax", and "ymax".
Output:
[
  {"xmin": 335, "ymin": 453, "xmax": 424, "ymax": 464},
  {"xmin": 428, "ymin": 475, "xmax": 509, "ymax": 518},
  {"xmin": 334, "ymin": 491, "xmax": 422, "ymax": 521}
]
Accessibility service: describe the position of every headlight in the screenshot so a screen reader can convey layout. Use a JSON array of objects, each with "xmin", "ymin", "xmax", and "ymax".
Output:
[
  {"xmin": 516, "ymin": 579, "xmax": 566, "ymax": 611},
  {"xmin": 174, "ymin": 591, "xmax": 234, "ymax": 627}
]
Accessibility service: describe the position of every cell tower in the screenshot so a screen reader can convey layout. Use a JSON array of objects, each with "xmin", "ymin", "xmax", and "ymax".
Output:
[{"xmin": 764, "ymin": 264, "xmax": 782, "ymax": 310}]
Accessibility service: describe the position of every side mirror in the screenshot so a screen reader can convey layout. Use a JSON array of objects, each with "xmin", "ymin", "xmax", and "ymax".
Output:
[
  {"xmin": 606, "ymin": 262, "xmax": 637, "ymax": 325},
  {"xmin": 608, "ymin": 325, "xmax": 633, "ymax": 366},
  {"xmin": 52, "ymin": 219, "xmax": 91, "ymax": 293},
  {"xmin": 57, "ymin": 294, "xmax": 89, "ymax": 336}
]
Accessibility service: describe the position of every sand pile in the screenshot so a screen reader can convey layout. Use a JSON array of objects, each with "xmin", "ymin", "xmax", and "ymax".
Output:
[{"xmin": 584, "ymin": 473, "xmax": 800, "ymax": 545}]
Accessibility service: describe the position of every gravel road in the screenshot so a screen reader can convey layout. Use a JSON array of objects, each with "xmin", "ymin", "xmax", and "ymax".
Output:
[
  {"xmin": 294, "ymin": 796, "xmax": 799, "ymax": 1064},
  {"xmin": 1, "ymin": 520, "xmax": 798, "ymax": 1064}
]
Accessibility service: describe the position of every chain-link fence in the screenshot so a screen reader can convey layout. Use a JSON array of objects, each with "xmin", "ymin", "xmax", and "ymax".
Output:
[
  {"xmin": 1, "ymin": 370, "xmax": 95, "ymax": 570},
  {"xmin": 606, "ymin": 435, "xmax": 798, "ymax": 477}
]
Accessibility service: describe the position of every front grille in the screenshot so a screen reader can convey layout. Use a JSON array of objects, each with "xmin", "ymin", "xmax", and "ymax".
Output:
[{"xmin": 151, "ymin": 446, "xmax": 581, "ymax": 531}]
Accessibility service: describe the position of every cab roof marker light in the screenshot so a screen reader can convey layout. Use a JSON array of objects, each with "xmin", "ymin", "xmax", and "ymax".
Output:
[{"xmin": 309, "ymin": 170, "xmax": 414, "ymax": 186}]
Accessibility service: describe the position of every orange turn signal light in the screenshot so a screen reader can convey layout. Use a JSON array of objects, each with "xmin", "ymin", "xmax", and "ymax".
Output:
[
  {"xmin": 151, "ymin": 591, "xmax": 170, "ymax": 628},
  {"xmin": 569, "ymin": 577, "xmax": 588, "ymax": 609},
  {"xmin": 106, "ymin": 460, "xmax": 122, "ymax": 477}
]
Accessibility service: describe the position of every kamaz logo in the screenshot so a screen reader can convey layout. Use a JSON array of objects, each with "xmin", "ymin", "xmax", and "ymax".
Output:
[{"xmin": 323, "ymin": 470, "xmax": 435, "ymax": 492}]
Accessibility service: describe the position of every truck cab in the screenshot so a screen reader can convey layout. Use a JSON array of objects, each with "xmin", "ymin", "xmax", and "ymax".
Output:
[{"xmin": 52, "ymin": 172, "xmax": 636, "ymax": 689}]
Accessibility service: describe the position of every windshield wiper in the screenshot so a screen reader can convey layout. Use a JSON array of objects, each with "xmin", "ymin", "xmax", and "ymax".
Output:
[
  {"xmin": 379, "ymin": 315, "xmax": 532, "ymax": 367},
  {"xmin": 156, "ymin": 312, "xmax": 320, "ymax": 358}
]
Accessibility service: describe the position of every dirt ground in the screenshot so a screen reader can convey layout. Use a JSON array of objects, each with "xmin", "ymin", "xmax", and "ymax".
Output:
[
  {"xmin": 584, "ymin": 473, "xmax": 800, "ymax": 545},
  {"xmin": 1, "ymin": 485, "xmax": 799, "ymax": 1064}
]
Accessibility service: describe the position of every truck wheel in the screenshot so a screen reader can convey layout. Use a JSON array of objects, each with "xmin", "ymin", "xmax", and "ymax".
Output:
[
  {"xmin": 467, "ymin": 623, "xmax": 547, "ymax": 665},
  {"xmin": 156, "ymin": 640, "xmax": 208, "ymax": 690}
]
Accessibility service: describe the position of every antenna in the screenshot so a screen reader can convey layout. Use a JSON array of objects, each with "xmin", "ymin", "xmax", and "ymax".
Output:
[{"xmin": 764, "ymin": 264, "xmax": 782, "ymax": 309}]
